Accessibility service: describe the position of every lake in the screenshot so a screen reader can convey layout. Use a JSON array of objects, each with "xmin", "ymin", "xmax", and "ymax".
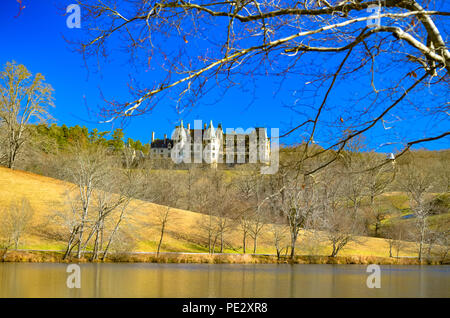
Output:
[{"xmin": 0, "ymin": 263, "xmax": 448, "ymax": 297}]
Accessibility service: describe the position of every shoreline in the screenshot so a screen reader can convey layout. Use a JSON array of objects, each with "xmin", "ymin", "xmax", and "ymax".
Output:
[{"xmin": 1, "ymin": 250, "xmax": 447, "ymax": 265}]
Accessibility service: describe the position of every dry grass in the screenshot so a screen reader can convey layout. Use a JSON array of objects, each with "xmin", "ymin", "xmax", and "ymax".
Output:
[
  {"xmin": 0, "ymin": 166, "xmax": 433, "ymax": 261},
  {"xmin": 2, "ymin": 250, "xmax": 445, "ymax": 265}
]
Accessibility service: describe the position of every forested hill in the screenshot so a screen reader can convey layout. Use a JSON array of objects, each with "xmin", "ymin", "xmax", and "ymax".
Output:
[{"xmin": 30, "ymin": 123, "xmax": 151, "ymax": 154}]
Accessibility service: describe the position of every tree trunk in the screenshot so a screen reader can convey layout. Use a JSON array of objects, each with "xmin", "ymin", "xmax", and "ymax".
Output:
[
  {"xmin": 63, "ymin": 226, "xmax": 79, "ymax": 260},
  {"xmin": 91, "ymin": 229, "xmax": 100, "ymax": 261},
  {"xmin": 375, "ymin": 221, "xmax": 380, "ymax": 237},
  {"xmin": 77, "ymin": 205, "xmax": 90, "ymax": 259},
  {"xmin": 290, "ymin": 234, "xmax": 297, "ymax": 260},
  {"xmin": 157, "ymin": 222, "xmax": 166, "ymax": 256},
  {"xmin": 330, "ymin": 242, "xmax": 337, "ymax": 258},
  {"xmin": 208, "ymin": 231, "xmax": 212, "ymax": 254},
  {"xmin": 418, "ymin": 218, "xmax": 426, "ymax": 261},
  {"xmin": 101, "ymin": 207, "xmax": 127, "ymax": 261},
  {"xmin": 212, "ymin": 236, "xmax": 217, "ymax": 254},
  {"xmin": 7, "ymin": 140, "xmax": 19, "ymax": 170}
]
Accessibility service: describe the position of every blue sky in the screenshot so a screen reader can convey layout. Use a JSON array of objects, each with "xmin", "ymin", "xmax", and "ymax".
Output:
[{"xmin": 1, "ymin": 0, "xmax": 448, "ymax": 151}]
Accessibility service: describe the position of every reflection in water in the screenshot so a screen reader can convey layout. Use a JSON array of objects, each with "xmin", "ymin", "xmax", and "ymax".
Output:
[{"xmin": 0, "ymin": 263, "xmax": 448, "ymax": 298}]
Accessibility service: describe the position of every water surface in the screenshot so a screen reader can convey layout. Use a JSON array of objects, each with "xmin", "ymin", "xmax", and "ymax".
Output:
[{"xmin": 0, "ymin": 263, "xmax": 448, "ymax": 297}]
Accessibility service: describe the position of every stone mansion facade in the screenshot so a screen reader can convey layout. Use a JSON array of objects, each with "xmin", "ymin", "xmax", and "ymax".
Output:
[{"xmin": 150, "ymin": 120, "xmax": 271, "ymax": 167}]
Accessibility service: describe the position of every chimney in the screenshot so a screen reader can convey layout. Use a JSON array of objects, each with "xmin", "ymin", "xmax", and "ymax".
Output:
[
  {"xmin": 151, "ymin": 131, "xmax": 155, "ymax": 143},
  {"xmin": 204, "ymin": 123, "xmax": 207, "ymax": 130},
  {"xmin": 164, "ymin": 134, "xmax": 167, "ymax": 142},
  {"xmin": 180, "ymin": 119, "xmax": 184, "ymax": 128},
  {"xmin": 187, "ymin": 123, "xmax": 190, "ymax": 130}
]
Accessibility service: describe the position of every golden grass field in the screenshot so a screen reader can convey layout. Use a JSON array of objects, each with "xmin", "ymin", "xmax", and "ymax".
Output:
[{"xmin": 0, "ymin": 166, "xmax": 424, "ymax": 259}]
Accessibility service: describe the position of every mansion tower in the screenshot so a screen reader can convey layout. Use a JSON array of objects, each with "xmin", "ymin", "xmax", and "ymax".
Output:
[{"xmin": 150, "ymin": 120, "xmax": 271, "ymax": 167}]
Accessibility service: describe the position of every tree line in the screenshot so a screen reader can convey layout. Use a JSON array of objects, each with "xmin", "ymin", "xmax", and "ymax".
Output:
[
  {"xmin": 0, "ymin": 61, "xmax": 448, "ymax": 262},
  {"xmin": 1, "ymin": 129, "xmax": 448, "ymax": 262}
]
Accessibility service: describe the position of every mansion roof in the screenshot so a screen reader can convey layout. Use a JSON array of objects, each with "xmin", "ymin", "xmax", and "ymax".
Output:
[{"xmin": 151, "ymin": 121, "xmax": 269, "ymax": 149}]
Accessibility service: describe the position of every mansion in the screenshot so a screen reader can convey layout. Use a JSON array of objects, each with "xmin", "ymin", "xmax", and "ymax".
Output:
[{"xmin": 150, "ymin": 120, "xmax": 271, "ymax": 167}]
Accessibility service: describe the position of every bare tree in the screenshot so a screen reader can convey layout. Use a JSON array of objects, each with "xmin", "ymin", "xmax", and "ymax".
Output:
[
  {"xmin": 238, "ymin": 207, "xmax": 252, "ymax": 254},
  {"xmin": 339, "ymin": 135, "xmax": 369, "ymax": 215},
  {"xmin": 434, "ymin": 228, "xmax": 450, "ymax": 263},
  {"xmin": 70, "ymin": 0, "xmax": 448, "ymax": 172},
  {"xmin": 0, "ymin": 198, "xmax": 34, "ymax": 260},
  {"xmin": 183, "ymin": 166, "xmax": 200, "ymax": 211},
  {"xmin": 270, "ymin": 222, "xmax": 289, "ymax": 260},
  {"xmin": 234, "ymin": 168, "xmax": 268, "ymax": 254},
  {"xmin": 208, "ymin": 170, "xmax": 238, "ymax": 253},
  {"xmin": 423, "ymin": 213, "xmax": 449, "ymax": 262},
  {"xmin": 248, "ymin": 210, "xmax": 266, "ymax": 254},
  {"xmin": 100, "ymin": 166, "xmax": 146, "ymax": 261},
  {"xmin": 322, "ymin": 207, "xmax": 363, "ymax": 258},
  {"xmin": 122, "ymin": 144, "xmax": 139, "ymax": 169},
  {"xmin": 233, "ymin": 170, "xmax": 253, "ymax": 254},
  {"xmin": 273, "ymin": 172, "xmax": 317, "ymax": 259},
  {"xmin": 314, "ymin": 163, "xmax": 364, "ymax": 257},
  {"xmin": 5, "ymin": 198, "xmax": 34, "ymax": 249},
  {"xmin": 192, "ymin": 169, "xmax": 237, "ymax": 254},
  {"xmin": 156, "ymin": 206, "xmax": 171, "ymax": 256},
  {"xmin": 211, "ymin": 183, "xmax": 237, "ymax": 254},
  {"xmin": 398, "ymin": 161, "xmax": 434, "ymax": 261},
  {"xmin": 382, "ymin": 219, "xmax": 409, "ymax": 258},
  {"xmin": 101, "ymin": 206, "xmax": 130, "ymax": 260},
  {"xmin": 0, "ymin": 61, "xmax": 54, "ymax": 169},
  {"xmin": 61, "ymin": 144, "xmax": 109, "ymax": 259},
  {"xmin": 193, "ymin": 174, "xmax": 217, "ymax": 253},
  {"xmin": 363, "ymin": 153, "xmax": 396, "ymax": 237},
  {"xmin": 54, "ymin": 145, "xmax": 141, "ymax": 261},
  {"xmin": 88, "ymin": 167, "xmax": 136, "ymax": 261},
  {"xmin": 197, "ymin": 208, "xmax": 217, "ymax": 254},
  {"xmin": 437, "ymin": 153, "xmax": 450, "ymax": 192},
  {"xmin": 150, "ymin": 171, "xmax": 181, "ymax": 256}
]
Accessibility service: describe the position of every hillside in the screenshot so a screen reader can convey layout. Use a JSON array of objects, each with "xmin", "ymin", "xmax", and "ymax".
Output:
[{"xmin": 0, "ymin": 166, "xmax": 425, "ymax": 258}]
